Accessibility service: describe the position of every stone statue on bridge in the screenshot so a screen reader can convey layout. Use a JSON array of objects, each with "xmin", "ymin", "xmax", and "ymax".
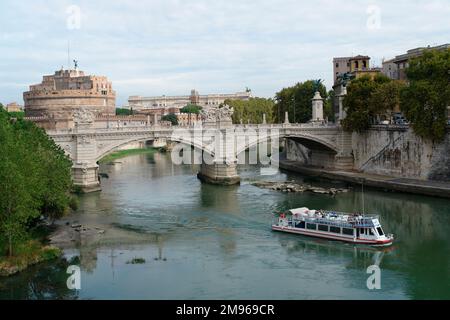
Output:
[
  {"xmin": 73, "ymin": 107, "xmax": 95, "ymax": 126},
  {"xmin": 200, "ymin": 104, "xmax": 234, "ymax": 127}
]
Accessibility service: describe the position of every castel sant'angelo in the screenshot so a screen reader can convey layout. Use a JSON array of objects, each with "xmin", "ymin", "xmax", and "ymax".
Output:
[{"xmin": 23, "ymin": 66, "xmax": 116, "ymax": 128}]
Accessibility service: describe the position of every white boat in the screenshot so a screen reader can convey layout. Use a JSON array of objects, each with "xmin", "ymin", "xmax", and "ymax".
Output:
[{"xmin": 272, "ymin": 207, "xmax": 394, "ymax": 246}]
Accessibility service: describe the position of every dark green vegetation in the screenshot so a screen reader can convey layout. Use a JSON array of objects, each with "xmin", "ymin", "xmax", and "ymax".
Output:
[
  {"xmin": 343, "ymin": 49, "xmax": 449, "ymax": 140},
  {"xmin": 274, "ymin": 80, "xmax": 333, "ymax": 123},
  {"xmin": 0, "ymin": 106, "xmax": 73, "ymax": 274},
  {"xmin": 116, "ymin": 108, "xmax": 133, "ymax": 116},
  {"xmin": 126, "ymin": 257, "xmax": 146, "ymax": 264},
  {"xmin": 98, "ymin": 148, "xmax": 158, "ymax": 164},
  {"xmin": 180, "ymin": 104, "xmax": 202, "ymax": 114},
  {"xmin": 225, "ymin": 97, "xmax": 275, "ymax": 124},
  {"xmin": 400, "ymin": 49, "xmax": 450, "ymax": 141},
  {"xmin": 7, "ymin": 111, "xmax": 25, "ymax": 119},
  {"xmin": 161, "ymin": 113, "xmax": 179, "ymax": 125},
  {"xmin": 341, "ymin": 74, "xmax": 405, "ymax": 132}
]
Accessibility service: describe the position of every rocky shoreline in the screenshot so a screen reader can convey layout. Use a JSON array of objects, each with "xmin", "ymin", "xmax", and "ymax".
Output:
[{"xmin": 251, "ymin": 181, "xmax": 349, "ymax": 195}]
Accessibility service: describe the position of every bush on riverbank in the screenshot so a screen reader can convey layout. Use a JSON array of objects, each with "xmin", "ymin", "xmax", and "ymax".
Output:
[
  {"xmin": 0, "ymin": 240, "xmax": 61, "ymax": 276},
  {"xmin": 0, "ymin": 106, "xmax": 73, "ymax": 262}
]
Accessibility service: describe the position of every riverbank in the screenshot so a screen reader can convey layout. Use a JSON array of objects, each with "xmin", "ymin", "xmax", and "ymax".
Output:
[
  {"xmin": 279, "ymin": 160, "xmax": 450, "ymax": 199},
  {"xmin": 99, "ymin": 147, "xmax": 158, "ymax": 164},
  {"xmin": 0, "ymin": 240, "xmax": 61, "ymax": 277}
]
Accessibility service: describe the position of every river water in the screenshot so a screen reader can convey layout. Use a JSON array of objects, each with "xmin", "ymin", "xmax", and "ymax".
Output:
[{"xmin": 1, "ymin": 152, "xmax": 449, "ymax": 299}]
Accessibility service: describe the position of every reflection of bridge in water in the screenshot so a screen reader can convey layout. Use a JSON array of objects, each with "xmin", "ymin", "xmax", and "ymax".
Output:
[{"xmin": 46, "ymin": 118, "xmax": 353, "ymax": 192}]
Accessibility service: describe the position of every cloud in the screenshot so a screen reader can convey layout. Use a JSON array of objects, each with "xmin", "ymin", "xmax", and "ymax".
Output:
[{"xmin": 0, "ymin": 0, "xmax": 449, "ymax": 106}]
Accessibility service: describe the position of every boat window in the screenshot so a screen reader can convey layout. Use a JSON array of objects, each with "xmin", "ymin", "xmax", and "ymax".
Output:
[
  {"xmin": 318, "ymin": 225, "xmax": 328, "ymax": 232},
  {"xmin": 369, "ymin": 229, "xmax": 374, "ymax": 235},
  {"xmin": 295, "ymin": 221, "xmax": 305, "ymax": 229},
  {"xmin": 360, "ymin": 228, "xmax": 365, "ymax": 235},
  {"xmin": 377, "ymin": 227, "xmax": 384, "ymax": 236},
  {"xmin": 342, "ymin": 228, "xmax": 354, "ymax": 236},
  {"xmin": 330, "ymin": 226, "xmax": 341, "ymax": 233},
  {"xmin": 306, "ymin": 223, "xmax": 317, "ymax": 230}
]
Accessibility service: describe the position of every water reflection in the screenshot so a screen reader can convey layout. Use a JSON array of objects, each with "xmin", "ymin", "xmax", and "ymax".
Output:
[{"xmin": 1, "ymin": 152, "xmax": 449, "ymax": 299}]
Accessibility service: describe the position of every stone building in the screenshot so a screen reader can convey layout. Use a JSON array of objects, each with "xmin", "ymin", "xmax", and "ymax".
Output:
[
  {"xmin": 333, "ymin": 55, "xmax": 374, "ymax": 85},
  {"xmin": 128, "ymin": 89, "xmax": 252, "ymax": 113},
  {"xmin": 24, "ymin": 68, "xmax": 116, "ymax": 119},
  {"xmin": 5, "ymin": 102, "xmax": 23, "ymax": 112},
  {"xmin": 382, "ymin": 43, "xmax": 450, "ymax": 81}
]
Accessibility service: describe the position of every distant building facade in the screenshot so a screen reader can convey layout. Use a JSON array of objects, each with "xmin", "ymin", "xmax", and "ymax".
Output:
[
  {"xmin": 5, "ymin": 102, "xmax": 23, "ymax": 112},
  {"xmin": 382, "ymin": 43, "xmax": 450, "ymax": 80},
  {"xmin": 128, "ymin": 89, "xmax": 252, "ymax": 114},
  {"xmin": 333, "ymin": 55, "xmax": 373, "ymax": 85},
  {"xmin": 24, "ymin": 68, "xmax": 116, "ymax": 118}
]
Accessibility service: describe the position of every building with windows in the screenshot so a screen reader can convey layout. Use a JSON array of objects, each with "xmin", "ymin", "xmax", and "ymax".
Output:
[
  {"xmin": 382, "ymin": 43, "xmax": 450, "ymax": 80},
  {"xmin": 128, "ymin": 89, "xmax": 252, "ymax": 114},
  {"xmin": 24, "ymin": 68, "xmax": 116, "ymax": 118},
  {"xmin": 333, "ymin": 55, "xmax": 372, "ymax": 85},
  {"xmin": 5, "ymin": 102, "xmax": 23, "ymax": 112}
]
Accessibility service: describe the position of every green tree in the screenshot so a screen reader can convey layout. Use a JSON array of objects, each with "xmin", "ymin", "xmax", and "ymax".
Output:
[
  {"xmin": 0, "ymin": 109, "xmax": 73, "ymax": 256},
  {"xmin": 161, "ymin": 113, "xmax": 178, "ymax": 125},
  {"xmin": 225, "ymin": 98, "xmax": 275, "ymax": 124},
  {"xmin": 400, "ymin": 49, "xmax": 450, "ymax": 141},
  {"xmin": 275, "ymin": 80, "xmax": 328, "ymax": 123},
  {"xmin": 116, "ymin": 108, "xmax": 133, "ymax": 115},
  {"xmin": 341, "ymin": 74, "xmax": 392, "ymax": 132},
  {"xmin": 180, "ymin": 104, "xmax": 202, "ymax": 114}
]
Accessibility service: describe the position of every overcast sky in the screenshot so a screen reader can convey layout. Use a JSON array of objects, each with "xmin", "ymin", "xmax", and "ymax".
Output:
[{"xmin": 0, "ymin": 0, "xmax": 448, "ymax": 106}]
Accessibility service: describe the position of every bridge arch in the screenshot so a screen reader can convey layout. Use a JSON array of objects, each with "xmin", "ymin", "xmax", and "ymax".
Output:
[{"xmin": 235, "ymin": 132, "xmax": 338, "ymax": 156}]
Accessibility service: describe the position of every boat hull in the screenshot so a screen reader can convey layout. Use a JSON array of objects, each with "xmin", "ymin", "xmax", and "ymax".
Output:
[{"xmin": 272, "ymin": 225, "xmax": 393, "ymax": 247}]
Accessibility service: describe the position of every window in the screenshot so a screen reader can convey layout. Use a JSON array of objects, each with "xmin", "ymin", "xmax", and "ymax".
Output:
[
  {"xmin": 363, "ymin": 61, "xmax": 367, "ymax": 68},
  {"xmin": 330, "ymin": 226, "xmax": 341, "ymax": 233},
  {"xmin": 355, "ymin": 61, "xmax": 359, "ymax": 69},
  {"xmin": 318, "ymin": 225, "xmax": 328, "ymax": 232},
  {"xmin": 377, "ymin": 227, "xmax": 384, "ymax": 236},
  {"xmin": 336, "ymin": 63, "xmax": 339, "ymax": 68},
  {"xmin": 295, "ymin": 221, "xmax": 305, "ymax": 229},
  {"xmin": 342, "ymin": 228, "xmax": 354, "ymax": 236},
  {"xmin": 306, "ymin": 223, "xmax": 317, "ymax": 230},
  {"xmin": 369, "ymin": 229, "xmax": 374, "ymax": 235}
]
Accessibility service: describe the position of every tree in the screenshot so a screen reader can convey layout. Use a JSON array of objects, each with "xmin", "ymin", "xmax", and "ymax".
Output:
[
  {"xmin": 0, "ymin": 109, "xmax": 73, "ymax": 256},
  {"xmin": 275, "ymin": 80, "xmax": 328, "ymax": 123},
  {"xmin": 225, "ymin": 98, "xmax": 275, "ymax": 124},
  {"xmin": 341, "ymin": 74, "xmax": 392, "ymax": 132},
  {"xmin": 161, "ymin": 113, "xmax": 178, "ymax": 125},
  {"xmin": 116, "ymin": 108, "xmax": 132, "ymax": 116},
  {"xmin": 400, "ymin": 49, "xmax": 450, "ymax": 141},
  {"xmin": 180, "ymin": 104, "xmax": 202, "ymax": 114}
]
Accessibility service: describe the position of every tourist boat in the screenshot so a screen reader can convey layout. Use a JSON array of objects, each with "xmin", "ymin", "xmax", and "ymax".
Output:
[{"xmin": 272, "ymin": 207, "xmax": 394, "ymax": 246}]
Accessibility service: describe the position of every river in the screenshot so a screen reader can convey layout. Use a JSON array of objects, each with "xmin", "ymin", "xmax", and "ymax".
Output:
[{"xmin": 1, "ymin": 151, "xmax": 449, "ymax": 299}]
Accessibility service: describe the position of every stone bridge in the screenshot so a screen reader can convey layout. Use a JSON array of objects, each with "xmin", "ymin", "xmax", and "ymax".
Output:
[{"xmin": 46, "ymin": 119, "xmax": 353, "ymax": 192}]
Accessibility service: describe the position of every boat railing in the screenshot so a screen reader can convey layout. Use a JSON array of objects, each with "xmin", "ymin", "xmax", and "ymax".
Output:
[{"xmin": 289, "ymin": 216, "xmax": 376, "ymax": 228}]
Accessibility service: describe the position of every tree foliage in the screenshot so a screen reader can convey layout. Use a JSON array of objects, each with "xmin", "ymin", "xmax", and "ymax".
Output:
[
  {"xmin": 274, "ymin": 80, "xmax": 328, "ymax": 123},
  {"xmin": 0, "ymin": 108, "xmax": 73, "ymax": 256},
  {"xmin": 341, "ymin": 74, "xmax": 397, "ymax": 132},
  {"xmin": 116, "ymin": 108, "xmax": 133, "ymax": 116},
  {"xmin": 225, "ymin": 98, "xmax": 275, "ymax": 124},
  {"xmin": 400, "ymin": 49, "xmax": 450, "ymax": 141},
  {"xmin": 161, "ymin": 113, "xmax": 178, "ymax": 125},
  {"xmin": 180, "ymin": 104, "xmax": 202, "ymax": 114}
]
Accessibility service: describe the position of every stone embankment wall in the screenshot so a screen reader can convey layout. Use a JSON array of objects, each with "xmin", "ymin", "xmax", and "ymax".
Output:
[
  {"xmin": 352, "ymin": 127, "xmax": 450, "ymax": 181},
  {"xmin": 285, "ymin": 127, "xmax": 450, "ymax": 181}
]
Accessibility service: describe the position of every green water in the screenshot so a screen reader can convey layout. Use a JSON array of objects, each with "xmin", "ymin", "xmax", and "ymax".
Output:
[{"xmin": 1, "ymin": 152, "xmax": 449, "ymax": 299}]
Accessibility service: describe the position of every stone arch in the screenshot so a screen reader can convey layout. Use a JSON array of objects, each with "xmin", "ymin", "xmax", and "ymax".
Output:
[
  {"xmin": 235, "ymin": 132, "xmax": 338, "ymax": 156},
  {"xmin": 95, "ymin": 134, "xmax": 217, "ymax": 163}
]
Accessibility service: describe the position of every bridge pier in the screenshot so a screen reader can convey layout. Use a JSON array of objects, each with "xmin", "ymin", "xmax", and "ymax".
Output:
[
  {"xmin": 72, "ymin": 162, "xmax": 101, "ymax": 193},
  {"xmin": 197, "ymin": 161, "xmax": 240, "ymax": 186}
]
